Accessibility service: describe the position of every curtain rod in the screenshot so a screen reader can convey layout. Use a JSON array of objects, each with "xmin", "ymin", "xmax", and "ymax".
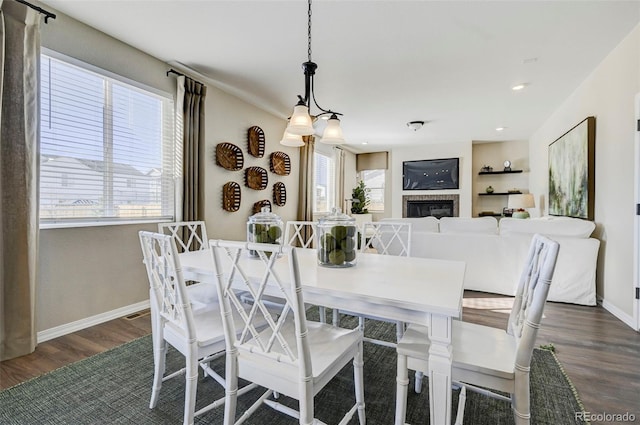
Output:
[
  {"xmin": 15, "ymin": 0, "xmax": 56, "ymax": 23},
  {"xmin": 166, "ymin": 69, "xmax": 204, "ymax": 86}
]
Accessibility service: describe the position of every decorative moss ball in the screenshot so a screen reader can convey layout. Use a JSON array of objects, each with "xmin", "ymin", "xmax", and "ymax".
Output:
[
  {"xmin": 329, "ymin": 249, "xmax": 346, "ymax": 265},
  {"xmin": 331, "ymin": 225, "xmax": 347, "ymax": 240},
  {"xmin": 268, "ymin": 226, "xmax": 282, "ymax": 241},
  {"xmin": 340, "ymin": 237, "xmax": 356, "ymax": 252},
  {"xmin": 318, "ymin": 248, "xmax": 331, "ymax": 263},
  {"xmin": 344, "ymin": 250, "xmax": 356, "ymax": 262},
  {"xmin": 320, "ymin": 233, "xmax": 336, "ymax": 251},
  {"xmin": 346, "ymin": 226, "xmax": 356, "ymax": 237}
]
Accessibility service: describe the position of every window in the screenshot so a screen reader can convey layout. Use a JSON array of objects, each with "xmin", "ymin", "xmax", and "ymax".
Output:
[
  {"xmin": 40, "ymin": 53, "xmax": 176, "ymax": 225},
  {"xmin": 313, "ymin": 151, "xmax": 335, "ymax": 213},
  {"xmin": 361, "ymin": 169, "xmax": 385, "ymax": 212}
]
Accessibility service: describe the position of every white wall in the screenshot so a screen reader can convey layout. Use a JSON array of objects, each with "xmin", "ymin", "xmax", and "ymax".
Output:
[
  {"xmin": 390, "ymin": 142, "xmax": 473, "ymax": 218},
  {"xmin": 529, "ymin": 24, "xmax": 640, "ymax": 321}
]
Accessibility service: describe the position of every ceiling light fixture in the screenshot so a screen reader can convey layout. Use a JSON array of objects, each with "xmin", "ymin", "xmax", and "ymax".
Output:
[
  {"xmin": 511, "ymin": 83, "xmax": 527, "ymax": 91},
  {"xmin": 407, "ymin": 121, "xmax": 425, "ymax": 131},
  {"xmin": 281, "ymin": 0, "xmax": 344, "ymax": 146},
  {"xmin": 496, "ymin": 127, "xmax": 506, "ymax": 132}
]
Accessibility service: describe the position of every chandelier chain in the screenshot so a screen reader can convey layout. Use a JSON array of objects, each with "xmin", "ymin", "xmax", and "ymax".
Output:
[{"xmin": 307, "ymin": 0, "xmax": 312, "ymax": 62}]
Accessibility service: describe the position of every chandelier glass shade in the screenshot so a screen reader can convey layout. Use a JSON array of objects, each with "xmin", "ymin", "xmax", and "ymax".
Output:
[
  {"xmin": 279, "ymin": 131, "xmax": 305, "ymax": 147},
  {"xmin": 281, "ymin": 0, "xmax": 345, "ymax": 146}
]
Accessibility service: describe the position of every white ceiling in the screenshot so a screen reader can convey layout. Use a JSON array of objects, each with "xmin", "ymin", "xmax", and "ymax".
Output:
[{"xmin": 40, "ymin": 0, "xmax": 640, "ymax": 153}]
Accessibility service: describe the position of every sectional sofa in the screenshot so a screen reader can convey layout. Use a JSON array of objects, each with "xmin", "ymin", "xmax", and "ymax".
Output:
[{"xmin": 380, "ymin": 216, "xmax": 599, "ymax": 305}]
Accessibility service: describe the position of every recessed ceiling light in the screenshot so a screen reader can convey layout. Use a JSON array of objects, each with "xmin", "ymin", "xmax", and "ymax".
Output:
[
  {"xmin": 496, "ymin": 127, "xmax": 506, "ymax": 132},
  {"xmin": 511, "ymin": 83, "xmax": 528, "ymax": 91},
  {"xmin": 361, "ymin": 142, "xmax": 368, "ymax": 145}
]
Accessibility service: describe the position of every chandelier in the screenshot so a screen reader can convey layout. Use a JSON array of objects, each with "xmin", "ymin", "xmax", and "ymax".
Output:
[{"xmin": 280, "ymin": 0, "xmax": 345, "ymax": 147}]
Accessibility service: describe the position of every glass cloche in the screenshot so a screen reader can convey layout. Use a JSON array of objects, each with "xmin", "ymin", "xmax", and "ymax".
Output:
[
  {"xmin": 317, "ymin": 208, "xmax": 358, "ymax": 268},
  {"xmin": 247, "ymin": 207, "xmax": 283, "ymax": 257}
]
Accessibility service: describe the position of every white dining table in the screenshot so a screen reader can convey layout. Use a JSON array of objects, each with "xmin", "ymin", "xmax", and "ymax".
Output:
[{"xmin": 179, "ymin": 247, "xmax": 466, "ymax": 425}]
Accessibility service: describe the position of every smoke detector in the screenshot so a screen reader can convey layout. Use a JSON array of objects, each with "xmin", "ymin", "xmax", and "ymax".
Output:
[{"xmin": 407, "ymin": 121, "xmax": 425, "ymax": 131}]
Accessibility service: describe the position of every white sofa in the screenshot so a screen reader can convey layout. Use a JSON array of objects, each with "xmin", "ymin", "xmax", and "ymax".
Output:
[{"xmin": 379, "ymin": 216, "xmax": 599, "ymax": 305}]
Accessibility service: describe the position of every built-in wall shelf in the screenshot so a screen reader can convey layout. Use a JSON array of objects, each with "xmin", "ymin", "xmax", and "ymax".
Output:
[
  {"xmin": 479, "ymin": 191, "xmax": 522, "ymax": 196},
  {"xmin": 478, "ymin": 212, "xmax": 502, "ymax": 217},
  {"xmin": 478, "ymin": 170, "xmax": 523, "ymax": 175}
]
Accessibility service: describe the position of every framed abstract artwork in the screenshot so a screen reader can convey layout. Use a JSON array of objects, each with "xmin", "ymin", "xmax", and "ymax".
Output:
[{"xmin": 548, "ymin": 116, "xmax": 595, "ymax": 220}]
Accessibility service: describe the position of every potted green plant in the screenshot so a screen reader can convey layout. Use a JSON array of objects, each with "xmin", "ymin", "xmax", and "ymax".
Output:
[{"xmin": 351, "ymin": 180, "xmax": 370, "ymax": 214}]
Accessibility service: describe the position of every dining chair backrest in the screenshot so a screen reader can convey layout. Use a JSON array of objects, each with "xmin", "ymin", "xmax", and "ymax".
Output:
[
  {"xmin": 139, "ymin": 231, "xmax": 196, "ymax": 346},
  {"xmin": 361, "ymin": 222, "xmax": 412, "ymax": 257},
  {"xmin": 284, "ymin": 220, "xmax": 317, "ymax": 248},
  {"xmin": 158, "ymin": 221, "xmax": 208, "ymax": 253},
  {"xmin": 210, "ymin": 240, "xmax": 308, "ymax": 368},
  {"xmin": 507, "ymin": 234, "xmax": 560, "ymax": 366}
]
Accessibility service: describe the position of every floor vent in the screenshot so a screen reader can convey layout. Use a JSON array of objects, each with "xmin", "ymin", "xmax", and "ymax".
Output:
[{"xmin": 125, "ymin": 309, "xmax": 150, "ymax": 320}]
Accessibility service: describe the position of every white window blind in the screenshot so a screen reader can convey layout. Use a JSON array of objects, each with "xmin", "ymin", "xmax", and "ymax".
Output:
[
  {"xmin": 40, "ymin": 54, "xmax": 176, "ymax": 225},
  {"xmin": 313, "ymin": 151, "xmax": 335, "ymax": 213},
  {"xmin": 361, "ymin": 169, "xmax": 385, "ymax": 212}
]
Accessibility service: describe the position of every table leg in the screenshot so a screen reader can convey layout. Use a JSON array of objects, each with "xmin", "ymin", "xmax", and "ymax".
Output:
[{"xmin": 428, "ymin": 315, "xmax": 453, "ymax": 425}]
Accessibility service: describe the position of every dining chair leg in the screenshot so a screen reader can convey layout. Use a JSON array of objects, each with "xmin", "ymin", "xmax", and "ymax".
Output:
[
  {"xmin": 454, "ymin": 386, "xmax": 466, "ymax": 425},
  {"xmin": 395, "ymin": 321, "xmax": 405, "ymax": 341},
  {"xmin": 394, "ymin": 353, "xmax": 409, "ymax": 425},
  {"xmin": 318, "ymin": 306, "xmax": 327, "ymax": 324},
  {"xmin": 184, "ymin": 351, "xmax": 198, "ymax": 425},
  {"xmin": 414, "ymin": 371, "xmax": 424, "ymax": 393},
  {"xmin": 149, "ymin": 333, "xmax": 167, "ymax": 409},
  {"xmin": 513, "ymin": 371, "xmax": 531, "ymax": 425},
  {"xmin": 354, "ymin": 342, "xmax": 366, "ymax": 425},
  {"xmin": 223, "ymin": 350, "xmax": 239, "ymax": 425}
]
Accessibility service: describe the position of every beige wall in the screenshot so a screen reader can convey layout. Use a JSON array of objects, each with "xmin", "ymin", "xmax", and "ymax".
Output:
[
  {"xmin": 472, "ymin": 141, "xmax": 530, "ymax": 218},
  {"xmin": 36, "ymin": 7, "xmax": 291, "ymax": 332},
  {"xmin": 529, "ymin": 24, "xmax": 640, "ymax": 320},
  {"xmin": 390, "ymin": 142, "xmax": 474, "ymax": 218}
]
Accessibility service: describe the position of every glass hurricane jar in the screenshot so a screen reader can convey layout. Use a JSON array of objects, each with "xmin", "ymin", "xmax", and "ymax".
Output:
[
  {"xmin": 247, "ymin": 207, "xmax": 283, "ymax": 257},
  {"xmin": 317, "ymin": 208, "xmax": 357, "ymax": 268}
]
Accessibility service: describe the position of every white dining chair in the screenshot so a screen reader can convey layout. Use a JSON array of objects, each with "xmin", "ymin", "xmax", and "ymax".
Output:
[
  {"xmin": 334, "ymin": 221, "xmax": 412, "ymax": 348},
  {"xmin": 158, "ymin": 221, "xmax": 217, "ymax": 310},
  {"xmin": 158, "ymin": 221, "xmax": 209, "ymax": 252},
  {"xmin": 284, "ymin": 220, "xmax": 317, "ymax": 248},
  {"xmin": 283, "ymin": 220, "xmax": 331, "ymax": 323},
  {"xmin": 210, "ymin": 239, "xmax": 366, "ymax": 425},
  {"xmin": 394, "ymin": 234, "xmax": 560, "ymax": 425},
  {"xmin": 139, "ymin": 231, "xmax": 261, "ymax": 425}
]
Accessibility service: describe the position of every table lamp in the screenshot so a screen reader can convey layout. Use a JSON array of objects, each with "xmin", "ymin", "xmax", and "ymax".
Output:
[{"xmin": 508, "ymin": 194, "xmax": 535, "ymax": 219}]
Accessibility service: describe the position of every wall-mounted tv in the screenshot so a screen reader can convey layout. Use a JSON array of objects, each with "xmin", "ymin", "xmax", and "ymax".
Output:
[{"xmin": 402, "ymin": 158, "xmax": 459, "ymax": 190}]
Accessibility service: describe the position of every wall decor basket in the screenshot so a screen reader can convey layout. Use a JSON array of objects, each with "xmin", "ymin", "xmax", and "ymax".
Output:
[
  {"xmin": 222, "ymin": 181, "xmax": 241, "ymax": 212},
  {"xmin": 273, "ymin": 182, "xmax": 287, "ymax": 207},
  {"xmin": 244, "ymin": 166, "xmax": 268, "ymax": 190},
  {"xmin": 270, "ymin": 151, "xmax": 291, "ymax": 176},
  {"xmin": 247, "ymin": 126, "xmax": 265, "ymax": 158},
  {"xmin": 253, "ymin": 199, "xmax": 272, "ymax": 214},
  {"xmin": 215, "ymin": 142, "xmax": 244, "ymax": 171}
]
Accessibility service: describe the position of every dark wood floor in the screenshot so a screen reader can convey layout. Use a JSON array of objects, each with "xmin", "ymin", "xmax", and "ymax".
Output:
[{"xmin": 2, "ymin": 292, "xmax": 639, "ymax": 424}]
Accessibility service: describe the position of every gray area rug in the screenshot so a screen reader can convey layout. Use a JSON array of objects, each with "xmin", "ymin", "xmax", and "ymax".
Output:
[{"xmin": 0, "ymin": 315, "xmax": 586, "ymax": 424}]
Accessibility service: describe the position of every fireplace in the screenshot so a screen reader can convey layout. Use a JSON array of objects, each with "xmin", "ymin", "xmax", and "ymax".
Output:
[
  {"xmin": 406, "ymin": 200, "xmax": 454, "ymax": 218},
  {"xmin": 403, "ymin": 194, "xmax": 459, "ymax": 218}
]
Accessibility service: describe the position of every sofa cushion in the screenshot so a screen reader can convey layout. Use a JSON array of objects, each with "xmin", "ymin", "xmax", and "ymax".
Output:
[
  {"xmin": 499, "ymin": 216, "xmax": 595, "ymax": 238},
  {"xmin": 380, "ymin": 216, "xmax": 439, "ymax": 233},
  {"xmin": 439, "ymin": 217, "xmax": 498, "ymax": 234}
]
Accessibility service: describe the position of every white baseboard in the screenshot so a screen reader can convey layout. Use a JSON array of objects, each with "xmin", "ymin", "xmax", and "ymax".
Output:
[
  {"xmin": 37, "ymin": 300, "xmax": 150, "ymax": 343},
  {"xmin": 597, "ymin": 296, "xmax": 636, "ymax": 329}
]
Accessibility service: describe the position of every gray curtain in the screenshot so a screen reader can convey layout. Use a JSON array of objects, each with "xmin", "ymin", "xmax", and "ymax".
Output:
[
  {"xmin": 297, "ymin": 136, "xmax": 315, "ymax": 222},
  {"xmin": 0, "ymin": 1, "xmax": 41, "ymax": 361},
  {"xmin": 180, "ymin": 76, "xmax": 207, "ymax": 223}
]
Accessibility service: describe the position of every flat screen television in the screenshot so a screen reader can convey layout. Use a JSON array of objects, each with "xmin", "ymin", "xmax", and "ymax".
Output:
[{"xmin": 402, "ymin": 158, "xmax": 459, "ymax": 190}]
